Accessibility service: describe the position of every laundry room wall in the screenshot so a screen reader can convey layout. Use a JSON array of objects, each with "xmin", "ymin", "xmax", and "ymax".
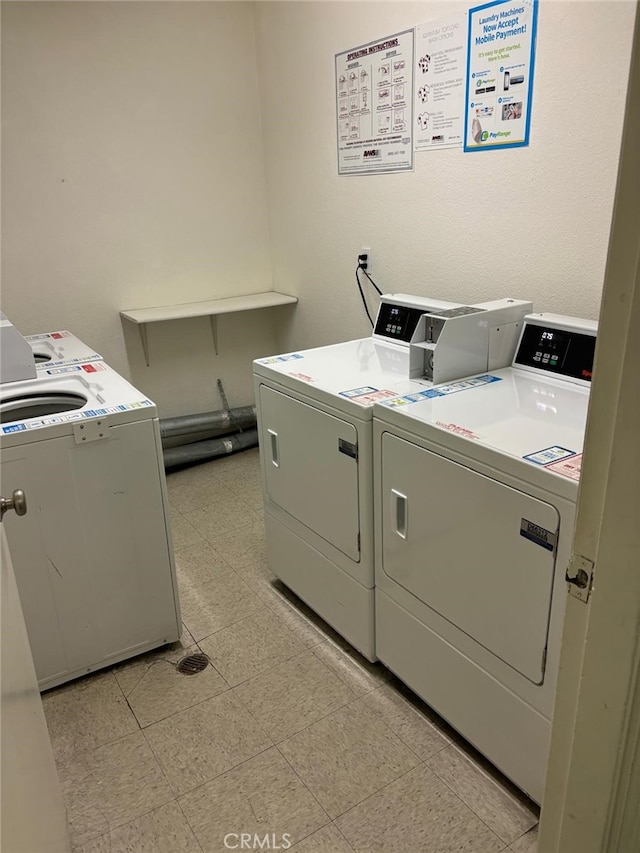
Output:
[
  {"xmin": 254, "ymin": 0, "xmax": 636, "ymax": 352},
  {"xmin": 1, "ymin": 1, "xmax": 278, "ymax": 417}
]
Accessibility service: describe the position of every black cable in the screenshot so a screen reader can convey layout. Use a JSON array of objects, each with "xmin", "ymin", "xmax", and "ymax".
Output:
[
  {"xmin": 360, "ymin": 266, "xmax": 383, "ymax": 295},
  {"xmin": 355, "ymin": 265, "xmax": 374, "ymax": 326}
]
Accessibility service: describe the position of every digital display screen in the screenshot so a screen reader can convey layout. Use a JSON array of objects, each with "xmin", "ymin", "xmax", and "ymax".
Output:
[
  {"xmin": 374, "ymin": 304, "xmax": 425, "ymax": 342},
  {"xmin": 515, "ymin": 324, "xmax": 595, "ymax": 381}
]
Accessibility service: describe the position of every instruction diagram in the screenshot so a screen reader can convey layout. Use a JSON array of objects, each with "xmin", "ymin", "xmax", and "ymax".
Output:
[
  {"xmin": 464, "ymin": 0, "xmax": 538, "ymax": 151},
  {"xmin": 414, "ymin": 14, "xmax": 466, "ymax": 150},
  {"xmin": 336, "ymin": 29, "xmax": 414, "ymax": 175}
]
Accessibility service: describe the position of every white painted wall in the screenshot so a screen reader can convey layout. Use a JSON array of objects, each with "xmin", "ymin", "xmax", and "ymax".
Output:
[
  {"xmin": 254, "ymin": 1, "xmax": 636, "ymax": 352},
  {"xmin": 2, "ymin": 2, "xmax": 634, "ymax": 416},
  {"xmin": 1, "ymin": 1, "xmax": 279, "ymax": 417}
]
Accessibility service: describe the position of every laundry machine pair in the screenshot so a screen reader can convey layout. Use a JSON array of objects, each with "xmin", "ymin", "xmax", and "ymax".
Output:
[
  {"xmin": 372, "ymin": 312, "xmax": 597, "ymax": 802},
  {"xmin": 253, "ymin": 294, "xmax": 532, "ymax": 661},
  {"xmin": 1, "ymin": 348, "xmax": 181, "ymax": 690}
]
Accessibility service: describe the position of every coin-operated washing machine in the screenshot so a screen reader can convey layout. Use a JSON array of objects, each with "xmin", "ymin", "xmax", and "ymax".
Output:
[
  {"xmin": 25, "ymin": 330, "xmax": 102, "ymax": 369},
  {"xmin": 253, "ymin": 295, "xmax": 532, "ymax": 661},
  {"xmin": 372, "ymin": 313, "xmax": 597, "ymax": 803},
  {"xmin": 1, "ymin": 361, "xmax": 181, "ymax": 690}
]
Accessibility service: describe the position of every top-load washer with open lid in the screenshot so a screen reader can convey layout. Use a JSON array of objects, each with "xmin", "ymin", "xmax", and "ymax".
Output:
[{"xmin": 1, "ymin": 360, "xmax": 181, "ymax": 690}]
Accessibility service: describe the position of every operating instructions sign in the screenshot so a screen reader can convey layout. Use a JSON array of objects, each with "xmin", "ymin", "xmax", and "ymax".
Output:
[
  {"xmin": 464, "ymin": 0, "xmax": 538, "ymax": 151},
  {"xmin": 336, "ymin": 29, "xmax": 414, "ymax": 174}
]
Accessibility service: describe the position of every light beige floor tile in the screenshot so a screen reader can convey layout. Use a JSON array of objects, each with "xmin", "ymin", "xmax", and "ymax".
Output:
[
  {"xmin": 427, "ymin": 745, "xmax": 538, "ymax": 844},
  {"xmin": 336, "ymin": 763, "xmax": 504, "ymax": 853},
  {"xmin": 170, "ymin": 514, "xmax": 205, "ymax": 550},
  {"xmin": 166, "ymin": 471, "xmax": 230, "ymax": 514},
  {"xmin": 233, "ymin": 556, "xmax": 278, "ymax": 600},
  {"xmin": 290, "ymin": 823, "xmax": 355, "ymax": 852},
  {"xmin": 257, "ymin": 581, "xmax": 338, "ymax": 648},
  {"xmin": 179, "ymin": 570, "xmax": 264, "ymax": 641},
  {"xmin": 183, "ymin": 491, "xmax": 261, "ymax": 540},
  {"xmin": 510, "ymin": 824, "xmax": 538, "ymax": 853},
  {"xmin": 58, "ymin": 731, "xmax": 173, "ymax": 847},
  {"xmin": 279, "ymin": 699, "xmax": 420, "ymax": 818},
  {"xmin": 112, "ymin": 628, "xmax": 197, "ymax": 697},
  {"xmin": 199, "ymin": 607, "xmax": 305, "ymax": 686},
  {"xmin": 174, "ymin": 539, "xmax": 235, "ymax": 587},
  {"xmin": 236, "ymin": 485, "xmax": 265, "ymax": 514},
  {"xmin": 217, "ymin": 463, "xmax": 263, "ymax": 495},
  {"xmin": 73, "ymin": 800, "xmax": 201, "ymax": 853},
  {"xmin": 43, "ymin": 671, "xmax": 138, "ymax": 763},
  {"xmin": 361, "ymin": 682, "xmax": 451, "ymax": 760},
  {"xmin": 312, "ymin": 638, "xmax": 391, "ymax": 697},
  {"xmin": 144, "ymin": 691, "xmax": 271, "ymax": 796},
  {"xmin": 179, "ymin": 747, "xmax": 329, "ymax": 853},
  {"xmin": 117, "ymin": 645, "xmax": 229, "ymax": 728},
  {"xmin": 233, "ymin": 650, "xmax": 357, "ymax": 742},
  {"xmin": 209, "ymin": 519, "xmax": 267, "ymax": 568}
]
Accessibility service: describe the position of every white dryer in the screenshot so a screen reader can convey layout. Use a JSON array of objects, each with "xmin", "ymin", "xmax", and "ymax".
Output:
[
  {"xmin": 1, "ymin": 361, "xmax": 181, "ymax": 690},
  {"xmin": 253, "ymin": 295, "xmax": 531, "ymax": 661},
  {"xmin": 25, "ymin": 330, "xmax": 102, "ymax": 369},
  {"xmin": 372, "ymin": 313, "xmax": 596, "ymax": 802}
]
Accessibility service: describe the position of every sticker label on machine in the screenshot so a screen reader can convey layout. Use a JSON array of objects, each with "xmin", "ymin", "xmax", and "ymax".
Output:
[
  {"xmin": 339, "ymin": 387, "xmax": 397, "ymax": 406},
  {"xmin": 546, "ymin": 453, "xmax": 582, "ymax": 481},
  {"xmin": 1, "ymin": 400, "xmax": 153, "ymax": 434},
  {"xmin": 520, "ymin": 518, "xmax": 557, "ymax": 552},
  {"xmin": 378, "ymin": 374, "xmax": 502, "ymax": 407},
  {"xmin": 256, "ymin": 353, "xmax": 303, "ymax": 365},
  {"xmin": 523, "ymin": 446, "xmax": 576, "ymax": 466},
  {"xmin": 26, "ymin": 331, "xmax": 71, "ymax": 341},
  {"xmin": 44, "ymin": 363, "xmax": 107, "ymax": 375}
]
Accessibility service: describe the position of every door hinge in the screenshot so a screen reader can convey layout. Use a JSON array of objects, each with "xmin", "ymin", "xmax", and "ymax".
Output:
[{"xmin": 565, "ymin": 554, "xmax": 595, "ymax": 603}]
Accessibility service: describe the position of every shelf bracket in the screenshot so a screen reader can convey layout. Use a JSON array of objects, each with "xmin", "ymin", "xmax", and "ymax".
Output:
[
  {"xmin": 209, "ymin": 315, "xmax": 219, "ymax": 356},
  {"xmin": 139, "ymin": 323, "xmax": 150, "ymax": 367}
]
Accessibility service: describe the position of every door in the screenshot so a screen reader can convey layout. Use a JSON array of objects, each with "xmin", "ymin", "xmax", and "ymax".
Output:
[
  {"xmin": 259, "ymin": 385, "xmax": 360, "ymax": 560},
  {"xmin": 1, "ymin": 491, "xmax": 71, "ymax": 852},
  {"xmin": 381, "ymin": 433, "xmax": 559, "ymax": 683}
]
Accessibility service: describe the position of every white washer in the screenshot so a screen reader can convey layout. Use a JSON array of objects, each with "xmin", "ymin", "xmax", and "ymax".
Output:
[
  {"xmin": 1, "ymin": 361, "xmax": 181, "ymax": 690},
  {"xmin": 253, "ymin": 295, "xmax": 531, "ymax": 661},
  {"xmin": 25, "ymin": 330, "xmax": 102, "ymax": 369},
  {"xmin": 372, "ymin": 313, "xmax": 597, "ymax": 802}
]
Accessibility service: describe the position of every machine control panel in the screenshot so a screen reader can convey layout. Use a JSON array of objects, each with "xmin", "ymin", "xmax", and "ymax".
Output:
[
  {"xmin": 515, "ymin": 323, "xmax": 596, "ymax": 382},
  {"xmin": 374, "ymin": 303, "xmax": 426, "ymax": 342}
]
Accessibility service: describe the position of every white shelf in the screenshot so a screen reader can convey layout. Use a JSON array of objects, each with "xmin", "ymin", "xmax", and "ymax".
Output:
[{"xmin": 120, "ymin": 290, "xmax": 297, "ymax": 365}]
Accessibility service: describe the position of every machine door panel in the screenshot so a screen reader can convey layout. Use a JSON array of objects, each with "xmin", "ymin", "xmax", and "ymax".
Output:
[
  {"xmin": 381, "ymin": 432, "xmax": 558, "ymax": 683},
  {"xmin": 259, "ymin": 385, "xmax": 360, "ymax": 561},
  {"xmin": 2, "ymin": 420, "xmax": 179, "ymax": 686}
]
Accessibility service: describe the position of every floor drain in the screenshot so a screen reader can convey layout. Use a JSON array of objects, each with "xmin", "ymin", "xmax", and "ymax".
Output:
[{"xmin": 176, "ymin": 653, "xmax": 210, "ymax": 675}]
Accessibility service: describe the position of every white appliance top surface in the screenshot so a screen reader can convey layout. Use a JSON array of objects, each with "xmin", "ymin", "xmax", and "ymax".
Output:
[
  {"xmin": 1, "ymin": 362, "xmax": 156, "ymax": 436},
  {"xmin": 26, "ymin": 330, "xmax": 101, "ymax": 368},
  {"xmin": 254, "ymin": 338, "xmax": 428, "ymax": 417},
  {"xmin": 375, "ymin": 367, "xmax": 590, "ymax": 492}
]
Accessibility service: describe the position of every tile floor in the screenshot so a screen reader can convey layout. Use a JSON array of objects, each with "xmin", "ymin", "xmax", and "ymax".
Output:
[{"xmin": 43, "ymin": 447, "xmax": 540, "ymax": 853}]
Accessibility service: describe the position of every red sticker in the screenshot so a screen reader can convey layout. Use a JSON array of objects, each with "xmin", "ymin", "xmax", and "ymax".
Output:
[
  {"xmin": 436, "ymin": 421, "xmax": 480, "ymax": 440},
  {"xmin": 51, "ymin": 332, "xmax": 63, "ymax": 339},
  {"xmin": 546, "ymin": 453, "xmax": 582, "ymax": 481}
]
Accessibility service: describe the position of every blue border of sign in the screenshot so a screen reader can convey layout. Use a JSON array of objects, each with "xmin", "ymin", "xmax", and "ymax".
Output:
[{"xmin": 463, "ymin": 0, "xmax": 538, "ymax": 152}]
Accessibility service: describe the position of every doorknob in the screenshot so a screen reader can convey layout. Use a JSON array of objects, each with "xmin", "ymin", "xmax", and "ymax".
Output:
[{"xmin": 1, "ymin": 489, "xmax": 27, "ymax": 521}]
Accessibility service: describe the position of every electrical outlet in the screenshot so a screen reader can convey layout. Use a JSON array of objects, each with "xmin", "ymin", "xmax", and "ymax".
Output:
[{"xmin": 358, "ymin": 246, "xmax": 372, "ymax": 274}]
